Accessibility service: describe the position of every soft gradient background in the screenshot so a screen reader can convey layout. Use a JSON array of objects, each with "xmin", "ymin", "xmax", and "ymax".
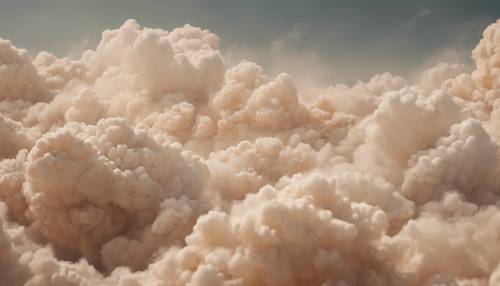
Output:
[{"xmin": 0, "ymin": 0, "xmax": 499, "ymax": 84}]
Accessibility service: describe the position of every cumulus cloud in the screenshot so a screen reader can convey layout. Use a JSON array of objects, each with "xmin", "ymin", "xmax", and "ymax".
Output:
[{"xmin": 0, "ymin": 18, "xmax": 499, "ymax": 286}]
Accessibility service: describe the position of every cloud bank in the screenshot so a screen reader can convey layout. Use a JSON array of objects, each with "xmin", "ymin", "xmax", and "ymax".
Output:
[{"xmin": 0, "ymin": 19, "xmax": 499, "ymax": 286}]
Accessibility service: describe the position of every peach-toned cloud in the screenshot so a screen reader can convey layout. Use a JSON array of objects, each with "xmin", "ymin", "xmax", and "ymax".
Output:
[{"xmin": 0, "ymin": 19, "xmax": 500, "ymax": 286}]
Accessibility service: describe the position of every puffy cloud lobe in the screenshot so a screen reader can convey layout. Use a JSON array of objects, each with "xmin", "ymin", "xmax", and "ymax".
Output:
[
  {"xmin": 0, "ymin": 203, "xmax": 30, "ymax": 286},
  {"xmin": 0, "ymin": 39, "xmax": 48, "ymax": 102},
  {"xmin": 95, "ymin": 19, "xmax": 224, "ymax": 95},
  {"xmin": 64, "ymin": 89, "xmax": 108, "ymax": 125},
  {"xmin": 419, "ymin": 62, "xmax": 468, "ymax": 92},
  {"xmin": 353, "ymin": 90, "xmax": 462, "ymax": 184},
  {"xmin": 384, "ymin": 193, "xmax": 500, "ymax": 285},
  {"xmin": 22, "ymin": 118, "xmax": 207, "ymax": 270},
  {"xmin": 472, "ymin": 20, "xmax": 500, "ymax": 90},
  {"xmin": 0, "ymin": 150, "xmax": 28, "ymax": 222},
  {"xmin": 148, "ymin": 174, "xmax": 407, "ymax": 286},
  {"xmin": 206, "ymin": 137, "xmax": 317, "ymax": 200},
  {"xmin": 0, "ymin": 19, "xmax": 500, "ymax": 286},
  {"xmin": 316, "ymin": 73, "xmax": 406, "ymax": 118},
  {"xmin": 34, "ymin": 52, "xmax": 90, "ymax": 91},
  {"xmin": 212, "ymin": 64, "xmax": 305, "ymax": 138},
  {"xmin": 401, "ymin": 119, "xmax": 498, "ymax": 204},
  {"xmin": 0, "ymin": 114, "xmax": 37, "ymax": 159}
]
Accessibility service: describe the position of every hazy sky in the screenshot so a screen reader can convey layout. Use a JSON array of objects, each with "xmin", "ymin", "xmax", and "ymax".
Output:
[{"xmin": 0, "ymin": 0, "xmax": 499, "ymax": 84}]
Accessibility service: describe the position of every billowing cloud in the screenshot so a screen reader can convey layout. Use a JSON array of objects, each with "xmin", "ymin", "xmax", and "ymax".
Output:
[{"xmin": 0, "ymin": 19, "xmax": 500, "ymax": 286}]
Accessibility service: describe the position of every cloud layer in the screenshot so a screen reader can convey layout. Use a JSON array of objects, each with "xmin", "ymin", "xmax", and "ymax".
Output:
[{"xmin": 0, "ymin": 19, "xmax": 499, "ymax": 286}]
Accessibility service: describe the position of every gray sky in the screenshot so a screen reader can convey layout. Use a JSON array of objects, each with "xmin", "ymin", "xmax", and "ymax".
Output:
[{"xmin": 0, "ymin": 0, "xmax": 499, "ymax": 84}]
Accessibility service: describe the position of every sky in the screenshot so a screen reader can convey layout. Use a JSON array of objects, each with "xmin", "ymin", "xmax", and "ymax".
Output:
[{"xmin": 0, "ymin": 0, "xmax": 499, "ymax": 84}]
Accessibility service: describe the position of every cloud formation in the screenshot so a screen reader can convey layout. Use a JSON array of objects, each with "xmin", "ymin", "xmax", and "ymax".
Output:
[{"xmin": 0, "ymin": 19, "xmax": 500, "ymax": 286}]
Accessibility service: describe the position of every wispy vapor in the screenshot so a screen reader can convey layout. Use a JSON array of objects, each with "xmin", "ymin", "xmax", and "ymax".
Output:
[{"xmin": 403, "ymin": 8, "xmax": 431, "ymax": 30}]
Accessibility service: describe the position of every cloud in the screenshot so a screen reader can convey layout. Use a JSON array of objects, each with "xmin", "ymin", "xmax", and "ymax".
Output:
[
  {"xmin": 0, "ymin": 18, "xmax": 500, "ymax": 286},
  {"xmin": 403, "ymin": 8, "xmax": 431, "ymax": 30}
]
